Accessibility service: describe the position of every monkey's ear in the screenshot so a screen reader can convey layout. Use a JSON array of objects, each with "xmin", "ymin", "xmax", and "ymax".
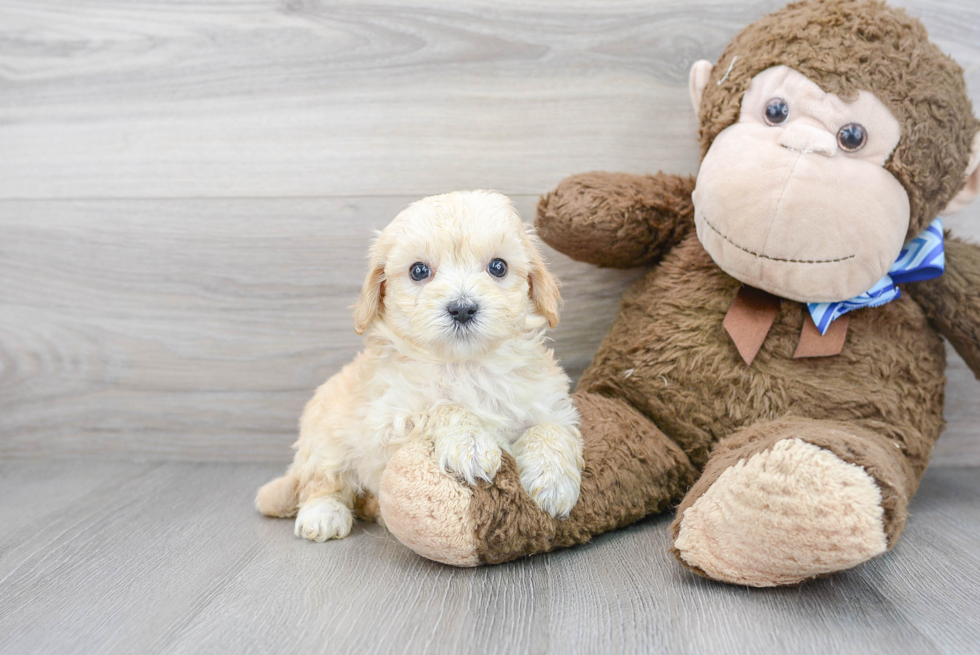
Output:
[
  {"xmin": 353, "ymin": 237, "xmax": 387, "ymax": 335},
  {"xmin": 941, "ymin": 131, "xmax": 980, "ymax": 215},
  {"xmin": 688, "ymin": 60, "xmax": 714, "ymax": 117}
]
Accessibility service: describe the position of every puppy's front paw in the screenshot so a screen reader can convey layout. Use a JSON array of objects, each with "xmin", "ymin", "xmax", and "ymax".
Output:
[
  {"xmin": 517, "ymin": 455, "xmax": 582, "ymax": 519},
  {"xmin": 294, "ymin": 497, "xmax": 353, "ymax": 542},
  {"xmin": 515, "ymin": 425, "xmax": 584, "ymax": 518},
  {"xmin": 434, "ymin": 429, "xmax": 502, "ymax": 486}
]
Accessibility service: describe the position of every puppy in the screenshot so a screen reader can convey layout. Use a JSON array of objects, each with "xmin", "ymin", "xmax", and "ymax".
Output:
[{"xmin": 255, "ymin": 190, "xmax": 584, "ymax": 542}]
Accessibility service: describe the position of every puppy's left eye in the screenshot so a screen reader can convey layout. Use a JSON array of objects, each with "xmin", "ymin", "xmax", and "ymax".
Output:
[
  {"xmin": 409, "ymin": 262, "xmax": 431, "ymax": 281},
  {"xmin": 487, "ymin": 258, "xmax": 507, "ymax": 278}
]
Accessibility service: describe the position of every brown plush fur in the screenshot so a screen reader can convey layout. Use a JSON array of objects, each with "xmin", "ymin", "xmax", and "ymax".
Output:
[
  {"xmin": 906, "ymin": 236, "xmax": 980, "ymax": 375},
  {"xmin": 536, "ymin": 172, "xmax": 696, "ymax": 269},
  {"xmin": 698, "ymin": 0, "xmax": 980, "ymax": 240},
  {"xmin": 576, "ymin": 233, "xmax": 947, "ymax": 471},
  {"xmin": 376, "ymin": 0, "xmax": 980, "ymax": 584},
  {"xmin": 478, "ymin": 0, "xmax": 973, "ymax": 571},
  {"xmin": 471, "ymin": 392, "xmax": 698, "ymax": 563},
  {"xmin": 465, "ymin": 227, "xmax": 949, "ymax": 566}
]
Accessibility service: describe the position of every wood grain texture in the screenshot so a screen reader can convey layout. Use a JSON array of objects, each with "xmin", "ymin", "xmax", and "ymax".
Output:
[
  {"xmin": 0, "ymin": 459, "xmax": 977, "ymax": 654},
  {"xmin": 0, "ymin": 0, "xmax": 978, "ymax": 462},
  {"xmin": 0, "ymin": 196, "xmax": 641, "ymax": 459},
  {"xmin": 0, "ymin": 0, "xmax": 978, "ymax": 201}
]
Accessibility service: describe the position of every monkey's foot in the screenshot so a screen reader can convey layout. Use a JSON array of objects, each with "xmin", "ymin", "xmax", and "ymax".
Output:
[{"xmin": 671, "ymin": 427, "xmax": 897, "ymax": 587}]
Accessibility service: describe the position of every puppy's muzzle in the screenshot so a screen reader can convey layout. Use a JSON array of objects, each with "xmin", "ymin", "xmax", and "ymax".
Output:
[{"xmin": 447, "ymin": 299, "xmax": 479, "ymax": 325}]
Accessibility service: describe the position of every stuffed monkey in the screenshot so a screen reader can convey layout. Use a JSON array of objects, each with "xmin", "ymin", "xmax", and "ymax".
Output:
[{"xmin": 377, "ymin": 0, "xmax": 980, "ymax": 586}]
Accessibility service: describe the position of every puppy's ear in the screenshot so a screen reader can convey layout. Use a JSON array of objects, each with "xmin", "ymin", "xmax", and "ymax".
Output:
[
  {"xmin": 527, "ymin": 234, "xmax": 562, "ymax": 329},
  {"xmin": 353, "ymin": 238, "xmax": 387, "ymax": 335}
]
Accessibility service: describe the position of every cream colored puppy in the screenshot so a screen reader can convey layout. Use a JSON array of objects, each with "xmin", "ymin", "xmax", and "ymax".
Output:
[{"xmin": 255, "ymin": 191, "xmax": 584, "ymax": 542}]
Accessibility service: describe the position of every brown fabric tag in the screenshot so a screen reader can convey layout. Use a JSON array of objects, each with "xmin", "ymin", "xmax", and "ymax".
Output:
[
  {"xmin": 723, "ymin": 286, "xmax": 781, "ymax": 366},
  {"xmin": 794, "ymin": 312, "xmax": 850, "ymax": 358}
]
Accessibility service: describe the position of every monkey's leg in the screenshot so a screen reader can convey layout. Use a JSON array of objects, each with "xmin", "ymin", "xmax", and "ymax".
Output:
[
  {"xmin": 670, "ymin": 417, "xmax": 919, "ymax": 587},
  {"xmin": 378, "ymin": 391, "xmax": 698, "ymax": 566}
]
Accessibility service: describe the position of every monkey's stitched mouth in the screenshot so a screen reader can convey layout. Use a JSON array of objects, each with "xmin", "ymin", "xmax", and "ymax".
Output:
[{"xmin": 700, "ymin": 214, "xmax": 855, "ymax": 264}]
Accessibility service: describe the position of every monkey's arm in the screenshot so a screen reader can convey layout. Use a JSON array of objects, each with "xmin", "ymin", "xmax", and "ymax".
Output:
[
  {"xmin": 905, "ymin": 236, "xmax": 980, "ymax": 379},
  {"xmin": 535, "ymin": 172, "xmax": 696, "ymax": 269}
]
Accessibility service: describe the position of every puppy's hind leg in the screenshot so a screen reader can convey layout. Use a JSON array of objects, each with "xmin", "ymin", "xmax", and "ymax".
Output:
[
  {"xmin": 256, "ymin": 467, "xmax": 355, "ymax": 541},
  {"xmin": 256, "ymin": 474, "xmax": 300, "ymax": 518},
  {"xmin": 354, "ymin": 493, "xmax": 381, "ymax": 523}
]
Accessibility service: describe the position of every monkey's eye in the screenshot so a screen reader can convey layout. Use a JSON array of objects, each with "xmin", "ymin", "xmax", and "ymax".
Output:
[
  {"xmin": 409, "ymin": 262, "xmax": 431, "ymax": 281},
  {"xmin": 487, "ymin": 258, "xmax": 508, "ymax": 278},
  {"xmin": 837, "ymin": 123, "xmax": 867, "ymax": 152},
  {"xmin": 764, "ymin": 98, "xmax": 789, "ymax": 125}
]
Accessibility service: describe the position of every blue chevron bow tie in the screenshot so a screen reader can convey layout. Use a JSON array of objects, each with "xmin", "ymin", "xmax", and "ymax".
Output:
[{"xmin": 808, "ymin": 219, "xmax": 945, "ymax": 335}]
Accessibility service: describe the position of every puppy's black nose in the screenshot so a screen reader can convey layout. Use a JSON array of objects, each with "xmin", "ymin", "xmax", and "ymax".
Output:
[{"xmin": 447, "ymin": 299, "xmax": 478, "ymax": 325}]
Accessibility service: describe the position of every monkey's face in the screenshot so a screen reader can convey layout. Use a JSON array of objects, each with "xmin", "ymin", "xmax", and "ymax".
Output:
[{"xmin": 693, "ymin": 66, "xmax": 909, "ymax": 303}]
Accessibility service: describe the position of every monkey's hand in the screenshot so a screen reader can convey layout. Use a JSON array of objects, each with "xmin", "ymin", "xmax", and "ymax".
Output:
[
  {"xmin": 905, "ymin": 235, "xmax": 980, "ymax": 379},
  {"xmin": 535, "ymin": 171, "xmax": 696, "ymax": 269}
]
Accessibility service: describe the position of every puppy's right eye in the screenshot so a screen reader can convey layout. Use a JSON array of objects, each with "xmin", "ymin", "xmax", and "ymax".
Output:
[
  {"xmin": 487, "ymin": 258, "xmax": 508, "ymax": 278},
  {"xmin": 409, "ymin": 262, "xmax": 430, "ymax": 281}
]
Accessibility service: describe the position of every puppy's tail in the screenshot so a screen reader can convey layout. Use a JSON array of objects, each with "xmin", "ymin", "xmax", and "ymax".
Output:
[{"xmin": 255, "ymin": 474, "xmax": 300, "ymax": 518}]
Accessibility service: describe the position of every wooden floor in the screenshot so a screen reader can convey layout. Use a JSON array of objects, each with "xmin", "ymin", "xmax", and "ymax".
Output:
[
  {"xmin": 2, "ymin": 1, "xmax": 980, "ymax": 653},
  {"xmin": 0, "ymin": 459, "xmax": 978, "ymax": 655}
]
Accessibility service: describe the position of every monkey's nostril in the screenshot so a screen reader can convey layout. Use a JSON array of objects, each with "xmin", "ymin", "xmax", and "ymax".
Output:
[{"xmin": 447, "ymin": 300, "xmax": 479, "ymax": 325}]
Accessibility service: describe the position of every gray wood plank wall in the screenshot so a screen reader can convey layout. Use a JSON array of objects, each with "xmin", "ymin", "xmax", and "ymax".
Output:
[{"xmin": 2, "ymin": 0, "xmax": 979, "ymax": 462}]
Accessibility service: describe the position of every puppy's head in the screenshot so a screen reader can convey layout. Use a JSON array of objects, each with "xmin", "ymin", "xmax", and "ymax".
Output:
[{"xmin": 353, "ymin": 191, "xmax": 561, "ymax": 361}]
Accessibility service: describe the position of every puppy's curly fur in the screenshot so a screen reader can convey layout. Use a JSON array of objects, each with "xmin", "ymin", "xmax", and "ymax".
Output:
[{"xmin": 256, "ymin": 191, "xmax": 584, "ymax": 541}]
